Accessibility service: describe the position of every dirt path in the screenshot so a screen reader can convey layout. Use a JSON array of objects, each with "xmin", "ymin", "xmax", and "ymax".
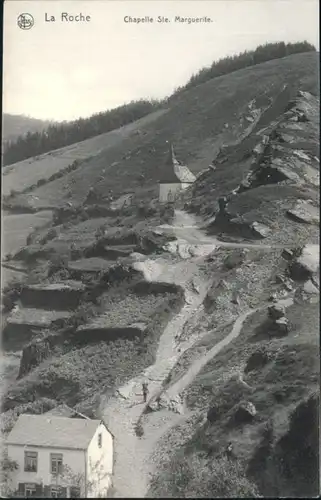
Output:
[
  {"xmin": 101, "ymin": 265, "xmax": 211, "ymax": 497},
  {"xmin": 163, "ymin": 297, "xmax": 294, "ymax": 403},
  {"xmin": 160, "ymin": 210, "xmax": 290, "ymax": 250},
  {"xmin": 100, "ymin": 209, "xmax": 292, "ymax": 497}
]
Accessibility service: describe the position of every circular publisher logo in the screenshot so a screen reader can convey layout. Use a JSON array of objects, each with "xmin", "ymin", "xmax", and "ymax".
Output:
[{"xmin": 17, "ymin": 13, "xmax": 34, "ymax": 30}]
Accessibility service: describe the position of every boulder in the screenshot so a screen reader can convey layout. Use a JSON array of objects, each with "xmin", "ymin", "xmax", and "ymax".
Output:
[
  {"xmin": 233, "ymin": 402, "xmax": 257, "ymax": 424},
  {"xmin": 268, "ymin": 304, "xmax": 286, "ymax": 320},
  {"xmin": 250, "ymin": 222, "xmax": 271, "ymax": 239},
  {"xmin": 274, "ymin": 317, "xmax": 290, "ymax": 336},
  {"xmin": 290, "ymin": 245, "xmax": 319, "ymax": 281},
  {"xmin": 287, "ymin": 201, "xmax": 319, "ymax": 225},
  {"xmin": 303, "ymin": 280, "xmax": 319, "ymax": 295},
  {"xmin": 282, "ymin": 248, "xmax": 294, "ymax": 261}
]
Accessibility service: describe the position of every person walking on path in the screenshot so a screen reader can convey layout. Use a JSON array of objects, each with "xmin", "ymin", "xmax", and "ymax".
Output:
[{"xmin": 142, "ymin": 382, "xmax": 149, "ymax": 403}]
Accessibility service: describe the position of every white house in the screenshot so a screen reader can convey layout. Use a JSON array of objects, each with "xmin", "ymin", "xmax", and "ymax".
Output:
[
  {"xmin": 5, "ymin": 414, "xmax": 114, "ymax": 498},
  {"xmin": 158, "ymin": 144, "xmax": 196, "ymax": 203}
]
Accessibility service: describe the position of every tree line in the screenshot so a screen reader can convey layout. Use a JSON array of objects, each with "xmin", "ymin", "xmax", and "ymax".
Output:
[
  {"xmin": 3, "ymin": 100, "xmax": 161, "ymax": 166},
  {"xmin": 168, "ymin": 41, "xmax": 316, "ymax": 99},
  {"xmin": 3, "ymin": 40, "xmax": 316, "ymax": 166}
]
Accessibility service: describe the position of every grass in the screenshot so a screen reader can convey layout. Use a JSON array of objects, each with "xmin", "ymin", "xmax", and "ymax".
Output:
[
  {"xmin": 149, "ymin": 453, "xmax": 260, "ymax": 498},
  {"xmin": 2, "ymin": 110, "xmax": 166, "ymax": 197}
]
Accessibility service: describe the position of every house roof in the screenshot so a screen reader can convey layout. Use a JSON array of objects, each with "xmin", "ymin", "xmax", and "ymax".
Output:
[
  {"xmin": 6, "ymin": 414, "xmax": 102, "ymax": 450},
  {"xmin": 159, "ymin": 144, "xmax": 196, "ymax": 184}
]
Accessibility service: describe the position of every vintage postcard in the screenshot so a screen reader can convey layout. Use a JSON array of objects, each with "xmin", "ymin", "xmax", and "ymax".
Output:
[{"xmin": 1, "ymin": 0, "xmax": 320, "ymax": 498}]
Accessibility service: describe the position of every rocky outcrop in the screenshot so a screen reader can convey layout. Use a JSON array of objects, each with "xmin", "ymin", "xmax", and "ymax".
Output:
[
  {"xmin": 18, "ymin": 338, "xmax": 51, "ymax": 378},
  {"xmin": 67, "ymin": 258, "xmax": 115, "ymax": 279},
  {"xmin": 286, "ymin": 200, "xmax": 319, "ymax": 225},
  {"xmin": 267, "ymin": 304, "xmax": 290, "ymax": 337},
  {"xmin": 2, "ymin": 308, "xmax": 72, "ymax": 348},
  {"xmin": 233, "ymin": 401, "xmax": 257, "ymax": 424},
  {"xmin": 75, "ymin": 322, "xmax": 146, "ymax": 343},
  {"xmin": 289, "ymin": 244, "xmax": 319, "ymax": 281},
  {"xmin": 268, "ymin": 304, "xmax": 286, "ymax": 320}
]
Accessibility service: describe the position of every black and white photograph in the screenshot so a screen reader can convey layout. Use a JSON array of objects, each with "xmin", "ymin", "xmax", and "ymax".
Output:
[{"xmin": 1, "ymin": 0, "xmax": 320, "ymax": 497}]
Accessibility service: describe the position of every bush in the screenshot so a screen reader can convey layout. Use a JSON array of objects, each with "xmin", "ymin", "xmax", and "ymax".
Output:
[
  {"xmin": 2, "ymin": 281, "xmax": 23, "ymax": 312},
  {"xmin": 151, "ymin": 453, "xmax": 260, "ymax": 497},
  {"xmin": 40, "ymin": 227, "xmax": 58, "ymax": 245}
]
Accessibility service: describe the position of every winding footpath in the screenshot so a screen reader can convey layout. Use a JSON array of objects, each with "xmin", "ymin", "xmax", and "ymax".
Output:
[{"xmin": 100, "ymin": 210, "xmax": 295, "ymax": 498}]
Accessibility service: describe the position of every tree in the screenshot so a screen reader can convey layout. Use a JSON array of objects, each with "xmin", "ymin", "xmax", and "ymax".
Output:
[{"xmin": 51, "ymin": 457, "xmax": 113, "ymax": 498}]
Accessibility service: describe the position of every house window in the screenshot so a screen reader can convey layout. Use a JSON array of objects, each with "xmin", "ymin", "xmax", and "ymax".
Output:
[
  {"xmin": 98, "ymin": 432, "xmax": 102, "ymax": 448},
  {"xmin": 25, "ymin": 483, "xmax": 37, "ymax": 497},
  {"xmin": 24, "ymin": 451, "xmax": 38, "ymax": 472},
  {"xmin": 50, "ymin": 453, "xmax": 63, "ymax": 474}
]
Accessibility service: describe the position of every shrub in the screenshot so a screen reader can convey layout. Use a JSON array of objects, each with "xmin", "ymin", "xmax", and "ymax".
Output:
[
  {"xmin": 40, "ymin": 227, "xmax": 58, "ymax": 245},
  {"xmin": 2, "ymin": 281, "xmax": 23, "ymax": 312}
]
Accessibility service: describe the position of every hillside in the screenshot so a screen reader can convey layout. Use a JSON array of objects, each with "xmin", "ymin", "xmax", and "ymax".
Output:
[
  {"xmin": 2, "ymin": 114, "xmax": 54, "ymax": 143},
  {"xmin": 3, "ymin": 52, "xmax": 318, "ymax": 210},
  {"xmin": 1, "ymin": 51, "xmax": 319, "ymax": 499}
]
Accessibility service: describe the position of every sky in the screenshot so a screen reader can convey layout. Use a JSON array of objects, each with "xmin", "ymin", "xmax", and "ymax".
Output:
[{"xmin": 3, "ymin": 0, "xmax": 319, "ymax": 122}]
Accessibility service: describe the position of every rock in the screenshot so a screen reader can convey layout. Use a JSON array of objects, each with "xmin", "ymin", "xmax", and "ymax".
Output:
[
  {"xmin": 275, "ymin": 275, "xmax": 294, "ymax": 291},
  {"xmin": 234, "ymin": 402, "xmax": 257, "ymax": 424},
  {"xmin": 250, "ymin": 222, "xmax": 271, "ymax": 239},
  {"xmin": 282, "ymin": 248, "xmax": 294, "ymax": 261},
  {"xmin": 303, "ymin": 280, "xmax": 319, "ymax": 295},
  {"xmin": 245, "ymin": 349, "xmax": 270, "ymax": 373},
  {"xmin": 274, "ymin": 317, "xmax": 290, "ymax": 336},
  {"xmin": 297, "ymin": 245, "xmax": 319, "ymax": 273},
  {"xmin": 287, "ymin": 201, "xmax": 319, "ymax": 225},
  {"xmin": 290, "ymin": 245, "xmax": 319, "ymax": 281},
  {"xmin": 268, "ymin": 304, "xmax": 286, "ymax": 320},
  {"xmin": 18, "ymin": 338, "xmax": 51, "ymax": 378},
  {"xmin": 149, "ymin": 393, "xmax": 185, "ymax": 414}
]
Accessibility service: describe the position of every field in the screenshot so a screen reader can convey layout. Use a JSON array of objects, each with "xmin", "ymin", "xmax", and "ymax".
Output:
[{"xmin": 2, "ymin": 211, "xmax": 53, "ymax": 257}]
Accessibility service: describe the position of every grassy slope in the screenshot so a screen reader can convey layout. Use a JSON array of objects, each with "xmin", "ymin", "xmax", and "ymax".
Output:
[
  {"xmin": 7, "ymin": 52, "xmax": 319, "ymax": 210},
  {"xmin": 2, "ymin": 110, "xmax": 166, "ymax": 197}
]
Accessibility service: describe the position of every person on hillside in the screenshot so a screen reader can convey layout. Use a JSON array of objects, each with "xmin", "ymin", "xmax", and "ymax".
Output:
[{"xmin": 142, "ymin": 382, "xmax": 149, "ymax": 403}]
